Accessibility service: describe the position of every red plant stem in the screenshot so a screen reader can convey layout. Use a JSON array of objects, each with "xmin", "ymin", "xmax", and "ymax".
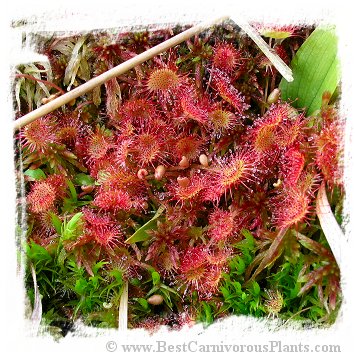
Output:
[
  {"xmin": 15, "ymin": 73, "xmax": 65, "ymax": 95},
  {"xmin": 75, "ymin": 100, "xmax": 93, "ymax": 111}
]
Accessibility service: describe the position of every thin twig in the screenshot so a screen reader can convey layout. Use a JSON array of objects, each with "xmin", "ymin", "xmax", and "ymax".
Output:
[
  {"xmin": 15, "ymin": 73, "xmax": 65, "ymax": 94},
  {"xmin": 13, "ymin": 15, "xmax": 229, "ymax": 131},
  {"xmin": 281, "ymin": 307, "xmax": 312, "ymax": 327},
  {"xmin": 75, "ymin": 100, "xmax": 93, "ymax": 111}
]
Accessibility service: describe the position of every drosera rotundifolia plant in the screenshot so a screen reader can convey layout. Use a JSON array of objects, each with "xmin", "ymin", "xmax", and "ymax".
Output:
[{"xmin": 13, "ymin": 19, "xmax": 343, "ymax": 336}]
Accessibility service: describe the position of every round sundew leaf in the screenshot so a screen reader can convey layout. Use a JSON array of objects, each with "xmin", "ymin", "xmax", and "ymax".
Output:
[{"xmin": 280, "ymin": 27, "xmax": 340, "ymax": 115}]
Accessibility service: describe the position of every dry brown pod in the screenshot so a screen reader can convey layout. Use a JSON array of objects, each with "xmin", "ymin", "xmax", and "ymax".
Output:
[
  {"xmin": 147, "ymin": 294, "xmax": 164, "ymax": 305},
  {"xmin": 199, "ymin": 154, "xmax": 209, "ymax": 167},
  {"xmin": 267, "ymin": 88, "xmax": 281, "ymax": 104},
  {"xmin": 177, "ymin": 176, "xmax": 190, "ymax": 187},
  {"xmin": 178, "ymin": 156, "xmax": 189, "ymax": 169},
  {"xmin": 137, "ymin": 168, "xmax": 149, "ymax": 180},
  {"xmin": 81, "ymin": 185, "xmax": 95, "ymax": 194},
  {"xmin": 154, "ymin": 165, "xmax": 166, "ymax": 180}
]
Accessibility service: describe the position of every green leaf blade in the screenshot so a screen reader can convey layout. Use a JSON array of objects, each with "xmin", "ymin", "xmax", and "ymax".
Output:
[
  {"xmin": 125, "ymin": 206, "xmax": 165, "ymax": 244},
  {"xmin": 280, "ymin": 27, "xmax": 340, "ymax": 115},
  {"xmin": 151, "ymin": 271, "xmax": 160, "ymax": 286},
  {"xmin": 66, "ymin": 212, "xmax": 83, "ymax": 232},
  {"xmin": 74, "ymin": 173, "xmax": 95, "ymax": 186},
  {"xmin": 50, "ymin": 212, "xmax": 62, "ymax": 235},
  {"xmin": 24, "ymin": 168, "xmax": 46, "ymax": 180}
]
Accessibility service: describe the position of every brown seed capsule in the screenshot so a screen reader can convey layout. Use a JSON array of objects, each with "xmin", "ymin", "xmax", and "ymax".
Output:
[
  {"xmin": 81, "ymin": 185, "xmax": 94, "ymax": 194},
  {"xmin": 137, "ymin": 168, "xmax": 149, "ymax": 180},
  {"xmin": 179, "ymin": 156, "xmax": 189, "ymax": 169},
  {"xmin": 154, "ymin": 165, "xmax": 166, "ymax": 180},
  {"xmin": 69, "ymin": 98, "xmax": 76, "ymax": 106},
  {"xmin": 177, "ymin": 176, "xmax": 190, "ymax": 188},
  {"xmin": 267, "ymin": 88, "xmax": 281, "ymax": 104},
  {"xmin": 147, "ymin": 294, "xmax": 164, "ymax": 305},
  {"xmin": 199, "ymin": 154, "xmax": 209, "ymax": 167}
]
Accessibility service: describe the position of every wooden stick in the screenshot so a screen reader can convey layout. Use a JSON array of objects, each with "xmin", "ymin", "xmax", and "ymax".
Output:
[
  {"xmin": 13, "ymin": 15, "xmax": 229, "ymax": 131},
  {"xmin": 230, "ymin": 14, "xmax": 294, "ymax": 82}
]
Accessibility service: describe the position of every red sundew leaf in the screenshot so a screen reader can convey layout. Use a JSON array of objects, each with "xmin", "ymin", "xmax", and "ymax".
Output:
[
  {"xmin": 208, "ymin": 208, "xmax": 235, "ymax": 242},
  {"xmin": 328, "ymin": 274, "xmax": 340, "ymax": 310},
  {"xmin": 211, "ymin": 69, "xmax": 249, "ymax": 114},
  {"xmin": 180, "ymin": 95, "xmax": 209, "ymax": 125},
  {"xmin": 246, "ymin": 228, "xmax": 288, "ymax": 282},
  {"xmin": 94, "ymin": 189, "xmax": 132, "ymax": 211},
  {"xmin": 87, "ymin": 125, "xmax": 114, "ymax": 162},
  {"xmin": 281, "ymin": 147, "xmax": 305, "ymax": 187},
  {"xmin": 27, "ymin": 181, "xmax": 57, "ymax": 213},
  {"xmin": 297, "ymin": 264, "xmax": 331, "ymax": 296},
  {"xmin": 212, "ymin": 42, "xmax": 242, "ymax": 74},
  {"xmin": 292, "ymin": 230, "xmax": 334, "ymax": 260},
  {"xmin": 180, "ymin": 245, "xmax": 208, "ymax": 273},
  {"xmin": 271, "ymin": 187, "xmax": 311, "ymax": 229},
  {"xmin": 316, "ymin": 119, "xmax": 344, "ymax": 187},
  {"xmin": 21, "ymin": 115, "xmax": 58, "ymax": 154}
]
